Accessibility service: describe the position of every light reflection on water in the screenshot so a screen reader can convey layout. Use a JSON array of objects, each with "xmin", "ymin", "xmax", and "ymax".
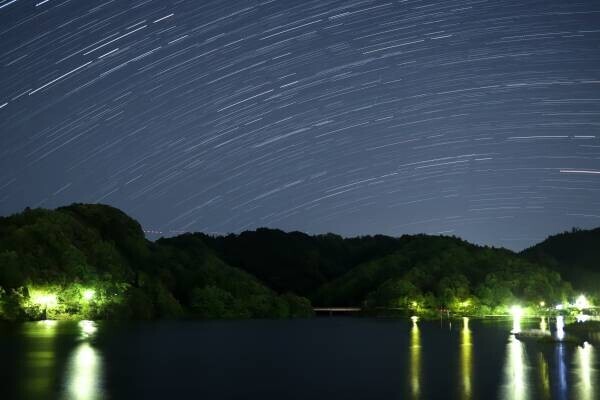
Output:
[
  {"xmin": 20, "ymin": 320, "xmax": 103, "ymax": 400},
  {"xmin": 502, "ymin": 334, "xmax": 529, "ymax": 400},
  {"xmin": 22, "ymin": 321, "xmax": 58, "ymax": 399},
  {"xmin": 460, "ymin": 317, "xmax": 472, "ymax": 400},
  {"xmin": 63, "ymin": 320, "xmax": 104, "ymax": 400},
  {"xmin": 7, "ymin": 319, "xmax": 600, "ymax": 399},
  {"xmin": 409, "ymin": 318, "xmax": 421, "ymax": 399},
  {"xmin": 64, "ymin": 341, "xmax": 103, "ymax": 400},
  {"xmin": 574, "ymin": 342, "xmax": 595, "ymax": 400}
]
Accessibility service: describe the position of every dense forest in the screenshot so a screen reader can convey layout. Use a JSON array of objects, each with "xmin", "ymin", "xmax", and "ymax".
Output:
[
  {"xmin": 0, "ymin": 203, "xmax": 596, "ymax": 321},
  {"xmin": 522, "ymin": 227, "xmax": 600, "ymax": 293},
  {"xmin": 0, "ymin": 204, "xmax": 312, "ymax": 321}
]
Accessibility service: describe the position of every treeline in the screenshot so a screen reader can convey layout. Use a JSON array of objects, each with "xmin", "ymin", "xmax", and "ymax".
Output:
[
  {"xmin": 521, "ymin": 227, "xmax": 600, "ymax": 293},
  {"xmin": 0, "ymin": 203, "xmax": 596, "ymax": 321},
  {"xmin": 0, "ymin": 204, "xmax": 312, "ymax": 321},
  {"xmin": 313, "ymin": 236, "xmax": 574, "ymax": 317}
]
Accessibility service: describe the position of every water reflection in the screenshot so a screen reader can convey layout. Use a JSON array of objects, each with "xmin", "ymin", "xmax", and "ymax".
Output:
[
  {"xmin": 63, "ymin": 321, "xmax": 104, "ymax": 400},
  {"xmin": 460, "ymin": 317, "xmax": 472, "ymax": 400},
  {"xmin": 574, "ymin": 342, "xmax": 596, "ymax": 400},
  {"xmin": 409, "ymin": 318, "xmax": 421, "ymax": 399},
  {"xmin": 502, "ymin": 335, "xmax": 528, "ymax": 400},
  {"xmin": 22, "ymin": 321, "xmax": 58, "ymax": 399},
  {"xmin": 539, "ymin": 317, "xmax": 547, "ymax": 333},
  {"xmin": 555, "ymin": 344, "xmax": 567, "ymax": 399},
  {"xmin": 536, "ymin": 353, "xmax": 550, "ymax": 399},
  {"xmin": 556, "ymin": 316, "xmax": 565, "ymax": 341}
]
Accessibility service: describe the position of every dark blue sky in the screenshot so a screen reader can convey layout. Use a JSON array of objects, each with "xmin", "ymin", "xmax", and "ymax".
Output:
[{"xmin": 1, "ymin": 0, "xmax": 599, "ymax": 249}]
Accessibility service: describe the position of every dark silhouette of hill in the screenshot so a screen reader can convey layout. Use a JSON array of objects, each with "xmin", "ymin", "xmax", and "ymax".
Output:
[
  {"xmin": 521, "ymin": 227, "xmax": 600, "ymax": 292},
  {"xmin": 0, "ymin": 203, "xmax": 594, "ymax": 320}
]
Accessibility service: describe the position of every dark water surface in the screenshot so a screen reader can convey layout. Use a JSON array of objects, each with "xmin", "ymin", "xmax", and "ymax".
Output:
[{"xmin": 0, "ymin": 318, "xmax": 597, "ymax": 399}]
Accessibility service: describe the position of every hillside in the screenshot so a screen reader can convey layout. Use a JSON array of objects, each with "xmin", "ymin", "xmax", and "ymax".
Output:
[
  {"xmin": 313, "ymin": 235, "xmax": 574, "ymax": 316},
  {"xmin": 0, "ymin": 204, "xmax": 312, "ymax": 321},
  {"xmin": 0, "ymin": 203, "xmax": 595, "ymax": 321},
  {"xmin": 521, "ymin": 227, "xmax": 600, "ymax": 292},
  {"xmin": 197, "ymin": 229, "xmax": 401, "ymax": 296}
]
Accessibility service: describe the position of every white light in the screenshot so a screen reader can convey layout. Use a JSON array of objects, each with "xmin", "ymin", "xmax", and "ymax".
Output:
[
  {"xmin": 555, "ymin": 304, "xmax": 564, "ymax": 310},
  {"xmin": 556, "ymin": 316, "xmax": 565, "ymax": 341},
  {"xmin": 575, "ymin": 295, "xmax": 590, "ymax": 310},
  {"xmin": 510, "ymin": 305, "xmax": 523, "ymax": 318},
  {"xmin": 511, "ymin": 306, "xmax": 523, "ymax": 334},
  {"xmin": 82, "ymin": 289, "xmax": 95, "ymax": 301},
  {"xmin": 79, "ymin": 320, "xmax": 97, "ymax": 337},
  {"xmin": 411, "ymin": 315, "xmax": 419, "ymax": 323},
  {"xmin": 576, "ymin": 314, "xmax": 590, "ymax": 323}
]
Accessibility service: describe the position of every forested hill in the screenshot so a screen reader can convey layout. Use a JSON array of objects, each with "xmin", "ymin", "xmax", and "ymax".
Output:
[
  {"xmin": 0, "ymin": 203, "xmax": 596, "ymax": 321},
  {"xmin": 196, "ymin": 229, "xmax": 401, "ymax": 296},
  {"xmin": 521, "ymin": 227, "xmax": 600, "ymax": 292},
  {"xmin": 200, "ymin": 229, "xmax": 578, "ymax": 316},
  {"xmin": 312, "ymin": 236, "xmax": 573, "ymax": 316},
  {"xmin": 0, "ymin": 204, "xmax": 312, "ymax": 321}
]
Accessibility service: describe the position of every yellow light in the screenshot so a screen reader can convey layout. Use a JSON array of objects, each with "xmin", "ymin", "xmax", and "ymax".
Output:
[
  {"xmin": 411, "ymin": 301, "xmax": 418, "ymax": 308},
  {"xmin": 410, "ymin": 317, "xmax": 420, "ymax": 398},
  {"xmin": 540, "ymin": 317, "xmax": 547, "ymax": 332},
  {"xmin": 575, "ymin": 341, "xmax": 594, "ymax": 400},
  {"xmin": 82, "ymin": 289, "xmax": 95, "ymax": 301},
  {"xmin": 411, "ymin": 315, "xmax": 419, "ymax": 323},
  {"xmin": 575, "ymin": 295, "xmax": 591, "ymax": 310},
  {"xmin": 539, "ymin": 301, "xmax": 545, "ymax": 307},
  {"xmin": 460, "ymin": 317, "xmax": 472, "ymax": 399}
]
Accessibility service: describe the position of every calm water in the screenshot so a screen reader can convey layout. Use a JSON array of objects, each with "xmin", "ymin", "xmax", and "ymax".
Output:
[{"xmin": 0, "ymin": 317, "xmax": 597, "ymax": 399}]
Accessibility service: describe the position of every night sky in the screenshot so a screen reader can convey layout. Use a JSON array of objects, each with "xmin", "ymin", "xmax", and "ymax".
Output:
[{"xmin": 1, "ymin": 0, "xmax": 599, "ymax": 249}]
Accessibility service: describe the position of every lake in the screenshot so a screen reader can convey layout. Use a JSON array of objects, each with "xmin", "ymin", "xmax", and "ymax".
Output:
[{"xmin": 0, "ymin": 317, "xmax": 597, "ymax": 399}]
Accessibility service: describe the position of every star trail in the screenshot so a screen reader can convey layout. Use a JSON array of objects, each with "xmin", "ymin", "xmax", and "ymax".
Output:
[{"xmin": 1, "ymin": 0, "xmax": 599, "ymax": 249}]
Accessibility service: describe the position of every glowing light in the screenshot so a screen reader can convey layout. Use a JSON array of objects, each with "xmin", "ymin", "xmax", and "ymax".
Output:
[
  {"xmin": 539, "ymin": 301, "xmax": 545, "ymax": 307},
  {"xmin": 540, "ymin": 317, "xmax": 547, "ymax": 333},
  {"xmin": 537, "ymin": 353, "xmax": 550, "ymax": 398},
  {"xmin": 411, "ymin": 301, "xmax": 418, "ymax": 308},
  {"xmin": 555, "ymin": 304, "xmax": 564, "ymax": 311},
  {"xmin": 31, "ymin": 292, "xmax": 58, "ymax": 308},
  {"xmin": 576, "ymin": 314, "xmax": 591, "ymax": 323},
  {"xmin": 65, "ymin": 342, "xmax": 103, "ymax": 400},
  {"xmin": 411, "ymin": 315, "xmax": 419, "ymax": 324},
  {"xmin": 575, "ymin": 295, "xmax": 591, "ymax": 310},
  {"xmin": 39, "ymin": 320, "xmax": 57, "ymax": 328},
  {"xmin": 79, "ymin": 320, "xmax": 97, "ymax": 338},
  {"xmin": 460, "ymin": 317, "xmax": 472, "ymax": 399},
  {"xmin": 510, "ymin": 305, "xmax": 523, "ymax": 319},
  {"xmin": 82, "ymin": 289, "xmax": 95, "ymax": 301},
  {"xmin": 510, "ymin": 306, "xmax": 523, "ymax": 333},
  {"xmin": 575, "ymin": 342, "xmax": 595, "ymax": 400},
  {"xmin": 502, "ymin": 335, "xmax": 528, "ymax": 400},
  {"xmin": 556, "ymin": 316, "xmax": 565, "ymax": 341}
]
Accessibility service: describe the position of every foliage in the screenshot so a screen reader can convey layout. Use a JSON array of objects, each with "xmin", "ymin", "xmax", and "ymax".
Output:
[{"xmin": 0, "ymin": 204, "xmax": 311, "ymax": 321}]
